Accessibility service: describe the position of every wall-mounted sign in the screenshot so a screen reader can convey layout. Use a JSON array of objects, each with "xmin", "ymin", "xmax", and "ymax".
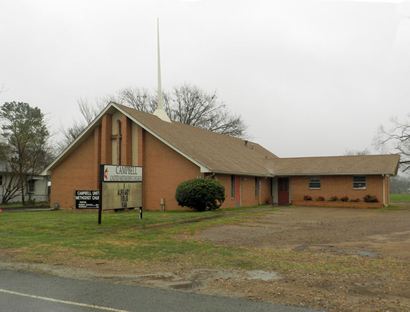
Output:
[
  {"xmin": 102, "ymin": 165, "xmax": 142, "ymax": 182},
  {"xmin": 75, "ymin": 190, "xmax": 100, "ymax": 209}
]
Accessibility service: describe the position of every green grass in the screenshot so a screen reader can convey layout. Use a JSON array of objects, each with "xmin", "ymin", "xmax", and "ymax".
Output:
[
  {"xmin": 0, "ymin": 206, "xmax": 278, "ymax": 270},
  {"xmin": 391, "ymin": 193, "xmax": 410, "ymax": 202},
  {"xmin": 0, "ymin": 206, "xmax": 401, "ymax": 277}
]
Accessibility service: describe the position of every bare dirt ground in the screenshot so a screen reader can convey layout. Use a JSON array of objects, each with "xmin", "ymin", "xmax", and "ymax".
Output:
[{"xmin": 195, "ymin": 205, "xmax": 410, "ymax": 312}]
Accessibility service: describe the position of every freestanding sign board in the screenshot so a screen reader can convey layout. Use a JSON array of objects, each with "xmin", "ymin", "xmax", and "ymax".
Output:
[
  {"xmin": 98, "ymin": 165, "xmax": 143, "ymax": 224},
  {"xmin": 102, "ymin": 165, "xmax": 142, "ymax": 183},
  {"xmin": 75, "ymin": 190, "xmax": 100, "ymax": 209}
]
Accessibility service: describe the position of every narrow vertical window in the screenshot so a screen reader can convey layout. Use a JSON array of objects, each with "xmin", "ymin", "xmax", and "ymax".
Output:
[
  {"xmin": 255, "ymin": 177, "xmax": 260, "ymax": 197},
  {"xmin": 28, "ymin": 180, "xmax": 35, "ymax": 193},
  {"xmin": 230, "ymin": 175, "xmax": 235, "ymax": 198},
  {"xmin": 117, "ymin": 120, "xmax": 122, "ymax": 165},
  {"xmin": 0, "ymin": 175, "xmax": 2, "ymax": 186}
]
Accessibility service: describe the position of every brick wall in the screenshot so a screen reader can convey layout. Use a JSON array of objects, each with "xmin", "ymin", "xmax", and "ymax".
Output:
[
  {"xmin": 216, "ymin": 174, "xmax": 237, "ymax": 208},
  {"xmin": 260, "ymin": 177, "xmax": 272, "ymax": 205},
  {"xmin": 143, "ymin": 131, "xmax": 201, "ymax": 210},
  {"xmin": 217, "ymin": 174, "xmax": 272, "ymax": 208},
  {"xmin": 289, "ymin": 175, "xmax": 386, "ymax": 206},
  {"xmin": 50, "ymin": 130, "xmax": 99, "ymax": 209}
]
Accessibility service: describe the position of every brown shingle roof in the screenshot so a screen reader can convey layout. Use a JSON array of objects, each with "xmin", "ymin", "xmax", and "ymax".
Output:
[
  {"xmin": 267, "ymin": 154, "xmax": 400, "ymax": 176},
  {"xmin": 116, "ymin": 104, "xmax": 278, "ymax": 176},
  {"xmin": 45, "ymin": 103, "xmax": 400, "ymax": 177}
]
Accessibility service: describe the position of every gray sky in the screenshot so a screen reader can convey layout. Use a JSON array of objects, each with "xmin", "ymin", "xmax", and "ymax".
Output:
[{"xmin": 1, "ymin": 0, "xmax": 410, "ymax": 157}]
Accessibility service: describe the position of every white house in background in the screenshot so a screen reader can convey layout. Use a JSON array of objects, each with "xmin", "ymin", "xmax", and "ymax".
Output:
[{"xmin": 0, "ymin": 161, "xmax": 49, "ymax": 204}]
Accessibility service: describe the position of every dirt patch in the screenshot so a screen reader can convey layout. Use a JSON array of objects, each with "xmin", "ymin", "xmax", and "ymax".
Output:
[{"xmin": 194, "ymin": 206, "xmax": 410, "ymax": 311}]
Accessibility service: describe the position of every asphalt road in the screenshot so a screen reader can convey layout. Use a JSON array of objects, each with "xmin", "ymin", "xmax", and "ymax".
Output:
[{"xmin": 0, "ymin": 268, "xmax": 321, "ymax": 312}]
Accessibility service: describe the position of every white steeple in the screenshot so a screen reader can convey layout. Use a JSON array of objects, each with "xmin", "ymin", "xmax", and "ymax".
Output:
[{"xmin": 153, "ymin": 18, "xmax": 171, "ymax": 122}]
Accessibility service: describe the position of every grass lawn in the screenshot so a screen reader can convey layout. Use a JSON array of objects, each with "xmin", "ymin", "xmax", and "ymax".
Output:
[
  {"xmin": 391, "ymin": 193, "xmax": 410, "ymax": 202},
  {"xmin": 0, "ymin": 207, "xmax": 277, "ymax": 270},
  {"xmin": 0, "ymin": 206, "xmax": 396, "ymax": 274}
]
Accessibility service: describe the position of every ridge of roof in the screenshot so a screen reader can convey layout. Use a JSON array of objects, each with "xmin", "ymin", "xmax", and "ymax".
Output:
[
  {"xmin": 277, "ymin": 154, "xmax": 400, "ymax": 160},
  {"xmin": 114, "ymin": 103, "xmax": 268, "ymax": 149}
]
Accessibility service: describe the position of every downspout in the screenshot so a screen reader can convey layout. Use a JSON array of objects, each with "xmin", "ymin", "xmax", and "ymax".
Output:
[{"xmin": 382, "ymin": 174, "xmax": 387, "ymax": 207}]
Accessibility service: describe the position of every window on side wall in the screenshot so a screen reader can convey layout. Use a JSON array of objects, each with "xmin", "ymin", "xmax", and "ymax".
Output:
[
  {"xmin": 353, "ymin": 176, "xmax": 366, "ymax": 189},
  {"xmin": 231, "ymin": 175, "xmax": 235, "ymax": 198},
  {"xmin": 0, "ymin": 175, "xmax": 2, "ymax": 186},
  {"xmin": 309, "ymin": 177, "xmax": 321, "ymax": 189},
  {"xmin": 28, "ymin": 180, "xmax": 35, "ymax": 193},
  {"xmin": 255, "ymin": 177, "xmax": 260, "ymax": 197}
]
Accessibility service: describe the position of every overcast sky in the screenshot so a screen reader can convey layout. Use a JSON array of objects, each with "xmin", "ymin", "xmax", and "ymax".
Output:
[{"xmin": 1, "ymin": 0, "xmax": 410, "ymax": 157}]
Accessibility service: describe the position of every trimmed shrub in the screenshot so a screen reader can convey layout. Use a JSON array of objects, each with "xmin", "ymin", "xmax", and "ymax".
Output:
[
  {"xmin": 304, "ymin": 195, "xmax": 312, "ymax": 201},
  {"xmin": 340, "ymin": 196, "xmax": 349, "ymax": 202},
  {"xmin": 316, "ymin": 196, "xmax": 325, "ymax": 201},
  {"xmin": 175, "ymin": 178, "xmax": 225, "ymax": 211},
  {"xmin": 363, "ymin": 195, "xmax": 378, "ymax": 203},
  {"xmin": 329, "ymin": 196, "xmax": 338, "ymax": 201}
]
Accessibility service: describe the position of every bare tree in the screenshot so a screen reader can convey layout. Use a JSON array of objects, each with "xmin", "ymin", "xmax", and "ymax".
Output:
[
  {"xmin": 376, "ymin": 116, "xmax": 410, "ymax": 171},
  {"xmin": 60, "ymin": 84, "xmax": 246, "ymax": 150},
  {"xmin": 167, "ymin": 85, "xmax": 245, "ymax": 136},
  {"xmin": 344, "ymin": 149, "xmax": 371, "ymax": 156},
  {"xmin": 390, "ymin": 175, "xmax": 410, "ymax": 194},
  {"xmin": 0, "ymin": 143, "xmax": 20, "ymax": 203},
  {"xmin": 59, "ymin": 98, "xmax": 106, "ymax": 150}
]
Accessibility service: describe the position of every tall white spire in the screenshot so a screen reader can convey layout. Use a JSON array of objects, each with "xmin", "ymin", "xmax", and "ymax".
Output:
[{"xmin": 153, "ymin": 17, "xmax": 171, "ymax": 122}]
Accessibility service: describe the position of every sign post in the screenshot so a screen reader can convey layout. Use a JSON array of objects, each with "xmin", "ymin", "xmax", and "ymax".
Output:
[{"xmin": 98, "ymin": 165, "xmax": 143, "ymax": 224}]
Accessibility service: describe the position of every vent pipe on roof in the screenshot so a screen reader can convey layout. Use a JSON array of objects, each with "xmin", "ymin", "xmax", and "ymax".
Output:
[{"xmin": 153, "ymin": 18, "xmax": 171, "ymax": 122}]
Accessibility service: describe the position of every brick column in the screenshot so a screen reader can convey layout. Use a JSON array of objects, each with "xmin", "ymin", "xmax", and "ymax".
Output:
[
  {"xmin": 93, "ymin": 126, "xmax": 101, "ymax": 188},
  {"xmin": 120, "ymin": 116, "xmax": 132, "ymax": 165},
  {"xmin": 137, "ymin": 127, "xmax": 144, "ymax": 166},
  {"xmin": 101, "ymin": 114, "xmax": 112, "ymax": 164}
]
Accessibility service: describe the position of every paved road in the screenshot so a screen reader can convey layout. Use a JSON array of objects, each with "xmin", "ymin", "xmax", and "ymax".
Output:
[{"xmin": 0, "ymin": 269, "xmax": 321, "ymax": 312}]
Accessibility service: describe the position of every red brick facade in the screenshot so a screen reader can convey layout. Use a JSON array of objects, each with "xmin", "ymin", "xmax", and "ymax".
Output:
[
  {"xmin": 50, "ymin": 111, "xmax": 273, "ymax": 210},
  {"xmin": 50, "ymin": 108, "xmax": 390, "ymax": 210},
  {"xmin": 288, "ymin": 175, "xmax": 389, "ymax": 208}
]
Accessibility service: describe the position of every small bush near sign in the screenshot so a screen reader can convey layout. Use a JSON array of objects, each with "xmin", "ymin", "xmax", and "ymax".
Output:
[{"xmin": 176, "ymin": 178, "xmax": 225, "ymax": 211}]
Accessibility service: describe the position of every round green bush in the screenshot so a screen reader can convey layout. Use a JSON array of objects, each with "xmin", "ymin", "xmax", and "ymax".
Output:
[{"xmin": 175, "ymin": 178, "xmax": 225, "ymax": 211}]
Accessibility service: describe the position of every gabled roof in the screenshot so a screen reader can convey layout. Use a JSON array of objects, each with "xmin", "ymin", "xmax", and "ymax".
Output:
[
  {"xmin": 45, "ymin": 102, "xmax": 400, "ymax": 177},
  {"xmin": 45, "ymin": 102, "xmax": 277, "ymax": 176},
  {"xmin": 266, "ymin": 154, "xmax": 400, "ymax": 176},
  {"xmin": 116, "ymin": 104, "xmax": 277, "ymax": 176}
]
